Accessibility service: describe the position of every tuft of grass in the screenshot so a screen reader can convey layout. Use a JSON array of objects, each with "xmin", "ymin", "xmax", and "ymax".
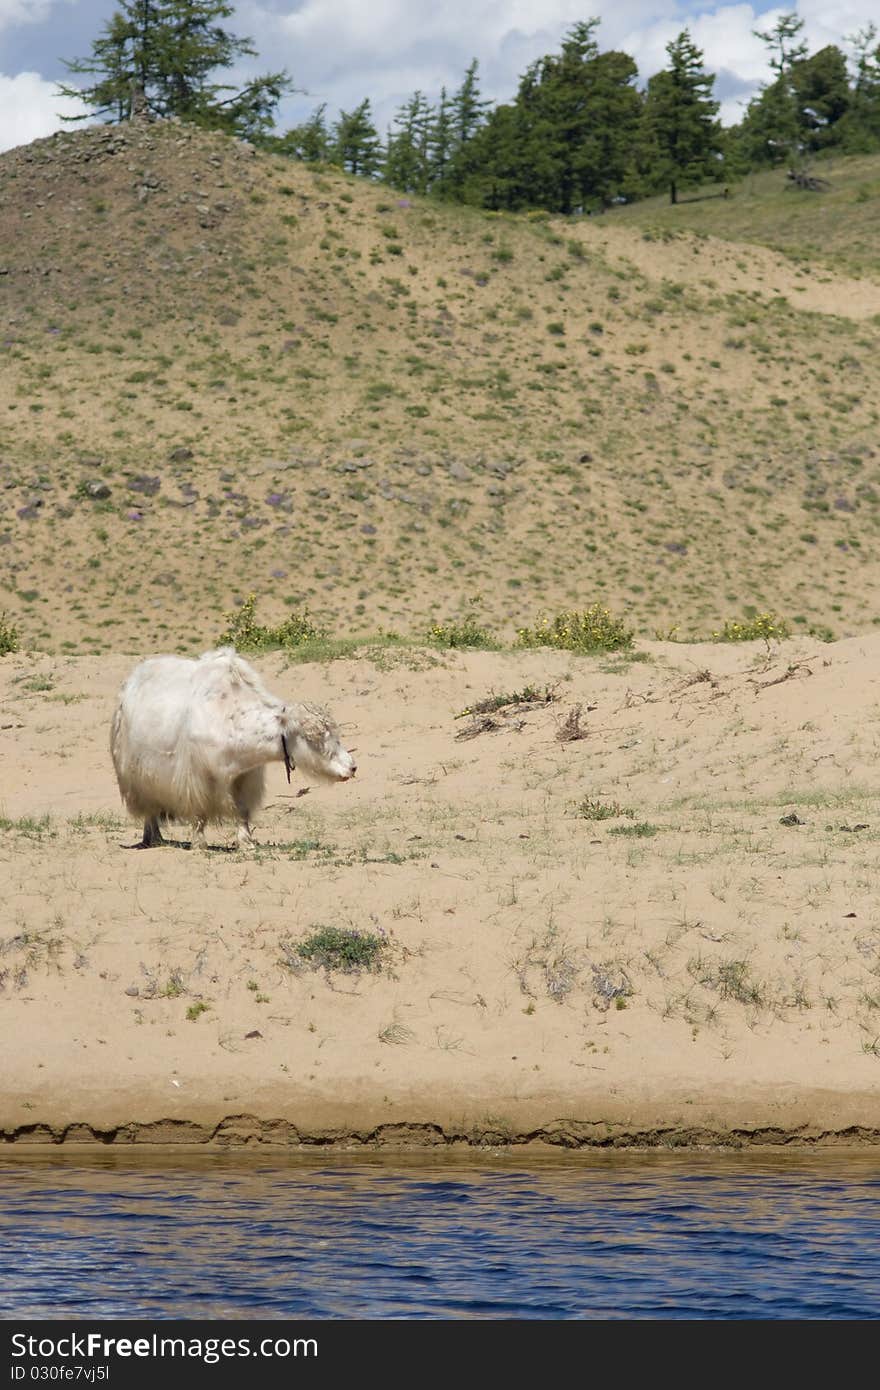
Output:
[
  {"xmin": 0, "ymin": 815, "xmax": 55, "ymax": 839},
  {"xmin": 0, "ymin": 613, "xmax": 20, "ymax": 656},
  {"xmin": 286, "ymin": 925, "xmax": 386, "ymax": 974},
  {"xmin": 219, "ymin": 594, "xmax": 327, "ymax": 651},
  {"xmin": 455, "ymin": 684, "xmax": 555, "ymax": 718},
  {"xmin": 687, "ymin": 955, "xmax": 765, "ymax": 1006},
  {"xmin": 577, "ymin": 797, "xmax": 635, "ymax": 821},
  {"xmin": 186, "ymin": 1002, "xmax": 209, "ymax": 1021},
  {"xmin": 517, "ymin": 604, "xmax": 633, "ymax": 654},
  {"xmin": 608, "ymin": 821, "xmax": 659, "ymax": 838}
]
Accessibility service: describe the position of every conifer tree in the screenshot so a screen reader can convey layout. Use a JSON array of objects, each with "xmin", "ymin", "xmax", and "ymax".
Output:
[
  {"xmin": 332, "ymin": 99, "xmax": 383, "ymax": 178},
  {"xmin": 640, "ymin": 30, "xmax": 723, "ymax": 204},
  {"xmin": 59, "ymin": 0, "xmax": 290, "ymax": 139},
  {"xmin": 792, "ymin": 45, "xmax": 850, "ymax": 153},
  {"xmin": 441, "ymin": 59, "xmax": 491, "ymax": 194},
  {"xmin": 428, "ymin": 86, "xmax": 454, "ymax": 188},
  {"xmin": 460, "ymin": 22, "xmax": 640, "ymax": 212},
  {"xmin": 384, "ymin": 91, "xmax": 432, "ymax": 193},
  {"xmin": 844, "ymin": 24, "xmax": 880, "ymax": 146},
  {"xmin": 750, "ymin": 10, "xmax": 809, "ymax": 163},
  {"xmin": 271, "ymin": 103, "xmax": 330, "ymax": 161},
  {"xmin": 451, "ymin": 59, "xmax": 491, "ymax": 146}
]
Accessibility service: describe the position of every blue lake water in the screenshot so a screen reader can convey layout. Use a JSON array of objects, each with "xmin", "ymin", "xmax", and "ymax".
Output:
[{"xmin": 2, "ymin": 1149, "xmax": 880, "ymax": 1319}]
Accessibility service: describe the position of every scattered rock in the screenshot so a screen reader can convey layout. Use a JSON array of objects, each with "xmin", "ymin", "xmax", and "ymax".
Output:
[
  {"xmin": 169, "ymin": 446, "xmax": 193, "ymax": 462},
  {"xmin": 779, "ymin": 811, "xmax": 804, "ymax": 826},
  {"xmin": 128, "ymin": 474, "xmax": 161, "ymax": 496},
  {"xmin": 82, "ymin": 481, "xmax": 110, "ymax": 499}
]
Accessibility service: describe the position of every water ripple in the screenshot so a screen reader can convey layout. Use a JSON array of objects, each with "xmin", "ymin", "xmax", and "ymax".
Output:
[{"xmin": 2, "ymin": 1151, "xmax": 880, "ymax": 1318}]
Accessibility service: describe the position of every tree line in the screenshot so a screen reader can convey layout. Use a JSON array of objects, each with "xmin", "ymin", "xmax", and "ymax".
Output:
[{"xmin": 62, "ymin": 6, "xmax": 880, "ymax": 209}]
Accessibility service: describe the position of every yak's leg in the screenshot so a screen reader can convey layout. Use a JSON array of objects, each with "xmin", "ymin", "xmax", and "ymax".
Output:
[
  {"xmin": 232, "ymin": 771, "xmax": 260, "ymax": 851},
  {"xmin": 191, "ymin": 818, "xmax": 208, "ymax": 851},
  {"xmin": 233, "ymin": 795, "xmax": 254, "ymax": 850},
  {"xmin": 140, "ymin": 816, "xmax": 165, "ymax": 848}
]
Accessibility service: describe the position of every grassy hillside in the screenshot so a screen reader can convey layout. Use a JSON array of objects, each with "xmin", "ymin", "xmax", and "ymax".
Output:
[
  {"xmin": 1, "ymin": 119, "xmax": 879, "ymax": 654},
  {"xmin": 612, "ymin": 154, "xmax": 880, "ymax": 280}
]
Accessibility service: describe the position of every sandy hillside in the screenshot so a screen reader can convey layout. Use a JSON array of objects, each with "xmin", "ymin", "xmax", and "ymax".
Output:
[
  {"xmin": 2, "ymin": 634, "xmax": 880, "ymax": 1148},
  {"xmin": 1, "ymin": 121, "xmax": 879, "ymax": 652}
]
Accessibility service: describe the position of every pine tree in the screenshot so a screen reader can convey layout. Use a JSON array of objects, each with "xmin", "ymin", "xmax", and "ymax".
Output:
[
  {"xmin": 58, "ymin": 0, "xmax": 291, "ymax": 139},
  {"xmin": 792, "ymin": 45, "xmax": 850, "ymax": 153},
  {"xmin": 384, "ymin": 91, "xmax": 432, "ymax": 193},
  {"xmin": 751, "ymin": 10, "xmax": 809, "ymax": 165},
  {"xmin": 271, "ymin": 103, "xmax": 330, "ymax": 162},
  {"xmin": 843, "ymin": 24, "xmax": 880, "ymax": 147},
  {"xmin": 428, "ymin": 86, "xmax": 454, "ymax": 189},
  {"xmin": 442, "ymin": 59, "xmax": 491, "ymax": 194},
  {"xmin": 450, "ymin": 102, "xmax": 529, "ymax": 209},
  {"xmin": 332, "ymin": 99, "xmax": 383, "ymax": 178},
  {"xmin": 471, "ymin": 22, "xmax": 640, "ymax": 213},
  {"xmin": 451, "ymin": 59, "xmax": 491, "ymax": 146},
  {"xmin": 640, "ymin": 30, "xmax": 723, "ymax": 204}
]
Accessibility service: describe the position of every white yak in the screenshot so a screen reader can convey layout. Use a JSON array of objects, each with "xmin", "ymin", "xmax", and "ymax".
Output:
[{"xmin": 110, "ymin": 646, "xmax": 356, "ymax": 849}]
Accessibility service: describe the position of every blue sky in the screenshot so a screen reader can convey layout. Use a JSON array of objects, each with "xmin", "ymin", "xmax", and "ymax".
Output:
[{"xmin": 1, "ymin": 1, "xmax": 876, "ymax": 152}]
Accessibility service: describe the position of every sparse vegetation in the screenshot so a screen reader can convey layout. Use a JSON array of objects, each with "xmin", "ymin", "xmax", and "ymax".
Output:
[
  {"xmin": 712, "ymin": 613, "xmax": 791, "ymax": 642},
  {"xmin": 456, "ymin": 684, "xmax": 556, "ymax": 718},
  {"xmin": 426, "ymin": 607, "xmax": 496, "ymax": 649},
  {"xmin": 577, "ymin": 797, "xmax": 635, "ymax": 821},
  {"xmin": 219, "ymin": 595, "xmax": 327, "ymax": 651},
  {"xmin": 0, "ymin": 614, "xmax": 20, "ymax": 656},
  {"xmin": 517, "ymin": 605, "xmax": 634, "ymax": 654},
  {"xmin": 285, "ymin": 926, "xmax": 386, "ymax": 974}
]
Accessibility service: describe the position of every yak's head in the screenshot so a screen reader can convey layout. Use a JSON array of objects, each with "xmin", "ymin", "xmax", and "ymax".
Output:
[{"xmin": 281, "ymin": 702, "xmax": 357, "ymax": 784}]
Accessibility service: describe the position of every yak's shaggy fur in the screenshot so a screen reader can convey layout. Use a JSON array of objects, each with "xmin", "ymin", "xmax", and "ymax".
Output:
[{"xmin": 110, "ymin": 646, "xmax": 356, "ymax": 849}]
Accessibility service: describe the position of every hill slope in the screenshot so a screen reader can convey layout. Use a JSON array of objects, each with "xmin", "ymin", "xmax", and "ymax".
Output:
[{"xmin": 1, "ymin": 119, "xmax": 879, "ymax": 653}]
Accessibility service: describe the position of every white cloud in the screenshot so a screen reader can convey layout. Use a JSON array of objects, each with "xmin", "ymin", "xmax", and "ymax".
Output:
[
  {"xmin": 0, "ymin": 0, "xmax": 73, "ymax": 34},
  {"xmin": 255, "ymin": 0, "xmax": 880, "ymax": 132},
  {"xmin": 0, "ymin": 70, "xmax": 89, "ymax": 151}
]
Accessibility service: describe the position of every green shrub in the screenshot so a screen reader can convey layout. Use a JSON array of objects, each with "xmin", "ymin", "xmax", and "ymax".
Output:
[
  {"xmin": 0, "ymin": 613, "xmax": 20, "ymax": 656},
  {"xmin": 517, "ymin": 604, "xmax": 633, "ymax": 654},
  {"xmin": 576, "ymin": 797, "xmax": 634, "ymax": 821},
  {"xmin": 426, "ymin": 608, "xmax": 495, "ymax": 649},
  {"xmin": 219, "ymin": 595, "xmax": 326, "ymax": 651},
  {"xmin": 712, "ymin": 612, "xmax": 790, "ymax": 642},
  {"xmin": 291, "ymin": 926, "xmax": 385, "ymax": 973}
]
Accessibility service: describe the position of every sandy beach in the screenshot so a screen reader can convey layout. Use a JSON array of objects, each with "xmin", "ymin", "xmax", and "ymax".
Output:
[{"xmin": 2, "ymin": 634, "xmax": 879, "ymax": 1148}]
